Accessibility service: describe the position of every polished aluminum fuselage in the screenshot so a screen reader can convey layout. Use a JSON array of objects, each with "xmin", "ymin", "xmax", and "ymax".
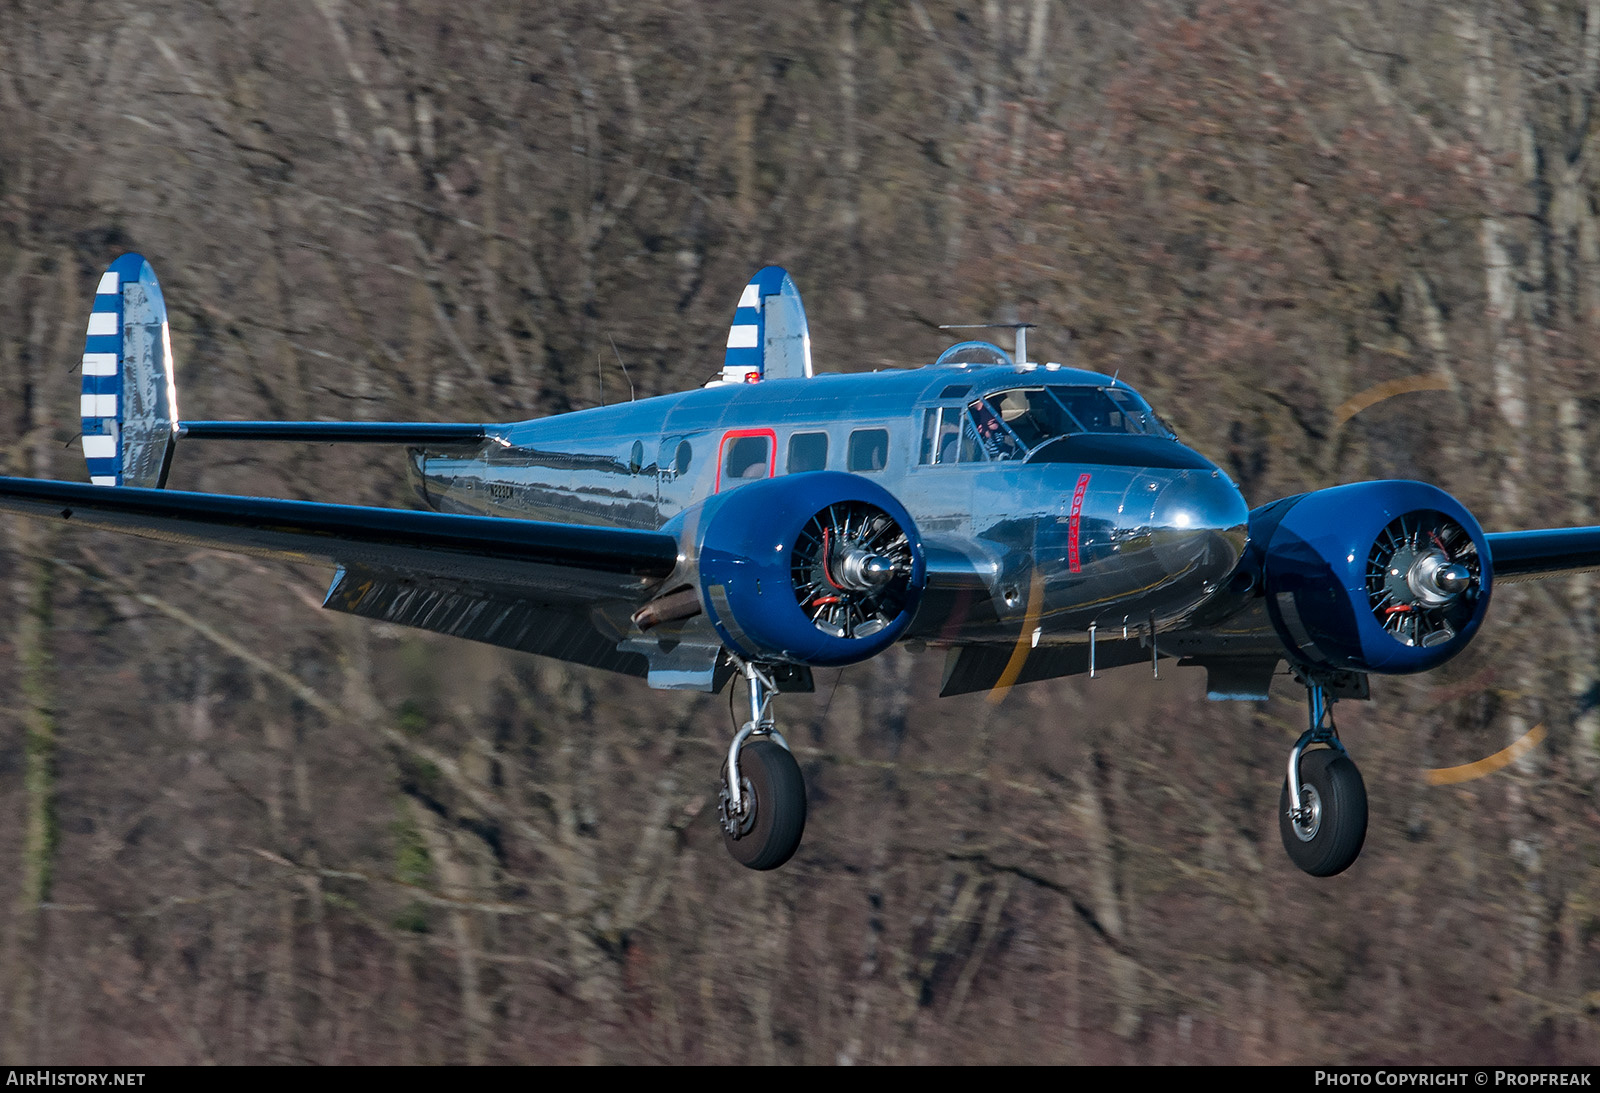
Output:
[{"xmin": 410, "ymin": 363, "xmax": 1251, "ymax": 646}]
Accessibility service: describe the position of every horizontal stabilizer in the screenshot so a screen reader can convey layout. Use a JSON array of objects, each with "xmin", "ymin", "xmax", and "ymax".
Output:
[
  {"xmin": 77, "ymin": 253, "xmax": 493, "ymax": 490},
  {"xmin": 178, "ymin": 421, "xmax": 488, "ymax": 445}
]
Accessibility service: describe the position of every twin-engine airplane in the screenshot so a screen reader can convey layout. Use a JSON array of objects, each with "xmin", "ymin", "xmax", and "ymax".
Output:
[{"xmin": 1, "ymin": 253, "xmax": 1594, "ymax": 876}]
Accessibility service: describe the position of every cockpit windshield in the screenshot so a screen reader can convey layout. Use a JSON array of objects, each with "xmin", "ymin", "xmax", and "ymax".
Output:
[{"xmin": 957, "ymin": 386, "xmax": 1173, "ymax": 462}]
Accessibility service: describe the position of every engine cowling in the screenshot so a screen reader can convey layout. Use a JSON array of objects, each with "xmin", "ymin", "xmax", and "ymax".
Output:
[
  {"xmin": 1255, "ymin": 480, "xmax": 1492, "ymax": 674},
  {"xmin": 675, "ymin": 471, "xmax": 926, "ymax": 666}
]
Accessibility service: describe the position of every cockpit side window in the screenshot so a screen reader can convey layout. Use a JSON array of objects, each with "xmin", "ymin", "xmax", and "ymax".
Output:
[
  {"xmin": 1102, "ymin": 388, "xmax": 1170, "ymax": 437},
  {"xmin": 956, "ymin": 414, "xmax": 981, "ymax": 462},
  {"xmin": 920, "ymin": 407, "xmax": 972, "ymax": 465},
  {"xmin": 967, "ymin": 398, "xmax": 1024, "ymax": 461},
  {"xmin": 920, "ymin": 410, "xmax": 940, "ymax": 464}
]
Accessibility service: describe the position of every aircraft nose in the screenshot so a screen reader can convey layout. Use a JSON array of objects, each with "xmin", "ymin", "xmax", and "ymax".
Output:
[{"xmin": 1149, "ymin": 469, "xmax": 1249, "ymax": 584}]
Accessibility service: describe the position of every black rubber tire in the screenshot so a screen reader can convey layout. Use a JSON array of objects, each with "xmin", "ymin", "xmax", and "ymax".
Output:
[
  {"xmin": 1278, "ymin": 749, "xmax": 1368, "ymax": 877},
  {"xmin": 722, "ymin": 739, "xmax": 807, "ymax": 871}
]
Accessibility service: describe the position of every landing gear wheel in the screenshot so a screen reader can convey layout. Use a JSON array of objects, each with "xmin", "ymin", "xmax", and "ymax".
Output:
[
  {"xmin": 720, "ymin": 738, "xmax": 807, "ymax": 871},
  {"xmin": 1279, "ymin": 749, "xmax": 1368, "ymax": 877}
]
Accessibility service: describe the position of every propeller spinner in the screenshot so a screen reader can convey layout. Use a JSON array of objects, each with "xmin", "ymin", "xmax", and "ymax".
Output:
[
  {"xmin": 1367, "ymin": 511, "xmax": 1482, "ymax": 648},
  {"xmin": 791, "ymin": 501, "xmax": 915, "ymax": 640}
]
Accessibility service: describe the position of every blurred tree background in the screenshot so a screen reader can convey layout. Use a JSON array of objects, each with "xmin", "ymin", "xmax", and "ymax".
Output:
[{"xmin": 0, "ymin": 0, "xmax": 1598, "ymax": 1064}]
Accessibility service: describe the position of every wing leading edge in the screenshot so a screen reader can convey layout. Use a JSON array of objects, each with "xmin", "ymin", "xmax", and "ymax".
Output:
[{"xmin": 1487, "ymin": 526, "xmax": 1600, "ymax": 582}]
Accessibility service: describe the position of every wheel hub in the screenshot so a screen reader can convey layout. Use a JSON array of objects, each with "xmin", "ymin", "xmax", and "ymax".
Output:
[
  {"xmin": 1290, "ymin": 784, "xmax": 1322, "ymax": 842},
  {"xmin": 719, "ymin": 776, "xmax": 755, "ymax": 839}
]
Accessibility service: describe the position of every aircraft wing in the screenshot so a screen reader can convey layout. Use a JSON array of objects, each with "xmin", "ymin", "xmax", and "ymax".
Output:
[
  {"xmin": 1486, "ymin": 526, "xmax": 1600, "ymax": 582},
  {"xmin": 0, "ymin": 476, "xmax": 679, "ymax": 603},
  {"xmin": 944, "ymin": 520, "xmax": 1600, "ymax": 698}
]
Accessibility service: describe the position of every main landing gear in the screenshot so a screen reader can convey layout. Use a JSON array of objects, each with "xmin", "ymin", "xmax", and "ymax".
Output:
[
  {"xmin": 719, "ymin": 661, "xmax": 807, "ymax": 870},
  {"xmin": 1279, "ymin": 676, "xmax": 1368, "ymax": 877}
]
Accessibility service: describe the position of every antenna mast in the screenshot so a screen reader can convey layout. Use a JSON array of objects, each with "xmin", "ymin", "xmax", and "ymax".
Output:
[{"xmin": 940, "ymin": 322, "xmax": 1036, "ymax": 364}]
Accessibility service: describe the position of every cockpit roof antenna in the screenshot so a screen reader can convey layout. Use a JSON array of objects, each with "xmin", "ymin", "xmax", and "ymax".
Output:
[
  {"xmin": 608, "ymin": 334, "xmax": 636, "ymax": 402},
  {"xmin": 595, "ymin": 351, "xmax": 606, "ymax": 407},
  {"xmin": 941, "ymin": 322, "xmax": 1037, "ymax": 365}
]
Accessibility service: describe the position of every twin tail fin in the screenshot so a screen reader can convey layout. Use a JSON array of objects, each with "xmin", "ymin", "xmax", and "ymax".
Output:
[
  {"xmin": 711, "ymin": 266, "xmax": 813, "ymax": 386},
  {"xmin": 80, "ymin": 254, "xmax": 178, "ymax": 488}
]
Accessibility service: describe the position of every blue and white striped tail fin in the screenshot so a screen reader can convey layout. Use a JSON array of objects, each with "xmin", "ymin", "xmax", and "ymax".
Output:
[
  {"xmin": 711, "ymin": 266, "xmax": 813, "ymax": 386},
  {"xmin": 80, "ymin": 253, "xmax": 179, "ymax": 488}
]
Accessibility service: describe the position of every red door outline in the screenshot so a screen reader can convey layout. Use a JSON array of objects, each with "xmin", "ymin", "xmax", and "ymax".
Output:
[{"xmin": 715, "ymin": 428, "xmax": 777, "ymax": 492}]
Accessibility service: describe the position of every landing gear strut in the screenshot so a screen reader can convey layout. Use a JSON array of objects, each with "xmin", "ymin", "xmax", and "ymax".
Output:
[
  {"xmin": 1279, "ymin": 677, "xmax": 1368, "ymax": 877},
  {"xmin": 719, "ymin": 662, "xmax": 807, "ymax": 870}
]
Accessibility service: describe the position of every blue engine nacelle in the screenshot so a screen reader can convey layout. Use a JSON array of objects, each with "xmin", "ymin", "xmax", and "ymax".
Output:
[
  {"xmin": 1253, "ymin": 480, "xmax": 1493, "ymax": 674},
  {"xmin": 674, "ymin": 472, "xmax": 927, "ymax": 667}
]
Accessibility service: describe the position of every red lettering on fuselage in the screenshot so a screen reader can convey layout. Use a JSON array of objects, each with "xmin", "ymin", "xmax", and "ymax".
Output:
[{"xmin": 1068, "ymin": 473, "xmax": 1091, "ymax": 573}]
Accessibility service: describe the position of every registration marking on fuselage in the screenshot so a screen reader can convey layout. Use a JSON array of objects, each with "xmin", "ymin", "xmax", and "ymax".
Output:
[{"xmin": 1068, "ymin": 472, "xmax": 1091, "ymax": 573}]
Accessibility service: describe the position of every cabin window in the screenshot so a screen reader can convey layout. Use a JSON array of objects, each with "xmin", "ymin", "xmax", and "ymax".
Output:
[
  {"xmin": 847, "ymin": 428, "xmax": 890, "ymax": 472},
  {"xmin": 628, "ymin": 440, "xmax": 644, "ymax": 475},
  {"xmin": 787, "ymin": 431, "xmax": 828, "ymax": 473},
  {"xmin": 674, "ymin": 440, "xmax": 693, "ymax": 476},
  {"xmin": 718, "ymin": 429, "xmax": 775, "ymax": 490}
]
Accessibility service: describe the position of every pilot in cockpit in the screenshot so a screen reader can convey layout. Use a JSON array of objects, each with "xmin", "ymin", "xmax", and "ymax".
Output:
[{"xmin": 969, "ymin": 399, "xmax": 1020, "ymax": 460}]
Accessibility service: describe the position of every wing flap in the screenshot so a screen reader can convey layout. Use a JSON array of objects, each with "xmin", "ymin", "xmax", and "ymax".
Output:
[
  {"xmin": 325, "ymin": 564, "xmax": 651, "ymax": 676},
  {"xmin": 0, "ymin": 476, "xmax": 678, "ymax": 598},
  {"xmin": 939, "ymin": 636, "xmax": 1159, "ymax": 696}
]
